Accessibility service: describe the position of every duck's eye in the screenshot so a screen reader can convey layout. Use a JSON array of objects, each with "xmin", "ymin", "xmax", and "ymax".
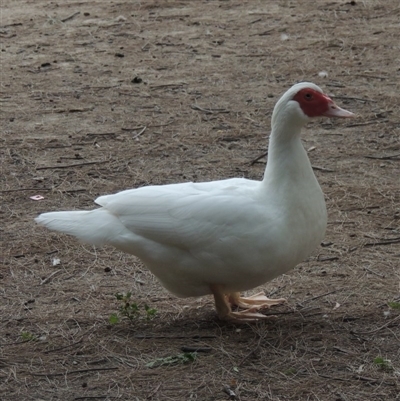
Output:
[{"xmin": 304, "ymin": 93, "xmax": 313, "ymax": 100}]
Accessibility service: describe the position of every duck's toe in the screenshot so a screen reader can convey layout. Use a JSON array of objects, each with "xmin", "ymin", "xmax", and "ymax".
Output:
[{"xmin": 228, "ymin": 292, "xmax": 286, "ymax": 310}]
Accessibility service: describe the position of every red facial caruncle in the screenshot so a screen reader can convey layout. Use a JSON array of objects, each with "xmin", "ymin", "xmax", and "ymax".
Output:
[
  {"xmin": 293, "ymin": 88, "xmax": 355, "ymax": 118},
  {"xmin": 293, "ymin": 88, "xmax": 332, "ymax": 117}
]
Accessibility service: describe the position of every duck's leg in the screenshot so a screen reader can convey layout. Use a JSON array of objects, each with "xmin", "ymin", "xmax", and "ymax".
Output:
[
  {"xmin": 210, "ymin": 285, "xmax": 272, "ymax": 323},
  {"xmin": 228, "ymin": 292, "xmax": 286, "ymax": 310}
]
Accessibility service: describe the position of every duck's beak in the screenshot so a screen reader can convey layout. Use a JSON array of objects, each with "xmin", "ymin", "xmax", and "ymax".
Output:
[{"xmin": 323, "ymin": 101, "xmax": 355, "ymax": 118}]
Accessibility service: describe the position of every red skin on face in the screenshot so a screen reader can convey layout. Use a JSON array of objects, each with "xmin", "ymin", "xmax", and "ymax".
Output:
[{"xmin": 293, "ymin": 88, "xmax": 333, "ymax": 117}]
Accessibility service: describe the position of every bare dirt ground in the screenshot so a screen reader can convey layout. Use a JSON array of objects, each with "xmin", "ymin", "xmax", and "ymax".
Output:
[{"xmin": 1, "ymin": 1, "xmax": 400, "ymax": 400}]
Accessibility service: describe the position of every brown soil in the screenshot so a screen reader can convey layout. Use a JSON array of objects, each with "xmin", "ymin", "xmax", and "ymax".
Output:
[{"xmin": 1, "ymin": 1, "xmax": 399, "ymax": 400}]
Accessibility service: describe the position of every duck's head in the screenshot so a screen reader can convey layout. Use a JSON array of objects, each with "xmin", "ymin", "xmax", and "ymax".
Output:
[{"xmin": 272, "ymin": 82, "xmax": 355, "ymax": 130}]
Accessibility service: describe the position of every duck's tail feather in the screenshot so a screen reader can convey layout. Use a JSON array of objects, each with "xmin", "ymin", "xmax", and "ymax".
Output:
[{"xmin": 35, "ymin": 209, "xmax": 124, "ymax": 246}]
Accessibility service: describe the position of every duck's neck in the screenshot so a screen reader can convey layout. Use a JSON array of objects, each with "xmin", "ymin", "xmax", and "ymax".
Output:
[{"xmin": 262, "ymin": 118, "xmax": 315, "ymax": 188}]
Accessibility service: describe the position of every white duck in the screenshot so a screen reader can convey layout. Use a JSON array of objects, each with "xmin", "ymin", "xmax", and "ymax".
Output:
[{"xmin": 36, "ymin": 82, "xmax": 354, "ymax": 322}]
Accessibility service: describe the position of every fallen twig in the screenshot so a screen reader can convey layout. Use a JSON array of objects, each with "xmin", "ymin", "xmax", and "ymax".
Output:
[
  {"xmin": 312, "ymin": 165, "xmax": 335, "ymax": 172},
  {"xmin": 364, "ymin": 266, "xmax": 385, "ymax": 278},
  {"xmin": 236, "ymin": 53, "xmax": 271, "ymax": 57},
  {"xmin": 250, "ymin": 151, "xmax": 268, "ymax": 165},
  {"xmin": 238, "ymin": 338, "xmax": 262, "ymax": 366},
  {"xmin": 39, "ymin": 107, "xmax": 94, "ymax": 113},
  {"xmin": 302, "ymin": 290, "xmax": 338, "ymax": 304},
  {"xmin": 345, "ymin": 120, "xmax": 387, "ymax": 128},
  {"xmin": 181, "ymin": 346, "xmax": 212, "ymax": 353},
  {"xmin": 356, "ymin": 375, "xmax": 396, "ymax": 386},
  {"xmin": 223, "ymin": 384, "xmax": 237, "ymax": 399},
  {"xmin": 353, "ymin": 74, "xmax": 388, "ymax": 80},
  {"xmin": 150, "ymin": 120, "xmax": 175, "ymax": 128},
  {"xmin": 0, "ymin": 22, "xmax": 23, "ymax": 28},
  {"xmin": 318, "ymin": 255, "xmax": 339, "ymax": 261},
  {"xmin": 317, "ymin": 373, "xmax": 353, "ymax": 383},
  {"xmin": 44, "ymin": 144, "xmax": 73, "ymax": 149},
  {"xmin": 40, "ymin": 270, "xmax": 62, "ymax": 285},
  {"xmin": 30, "ymin": 366, "xmax": 118, "ymax": 377},
  {"xmin": 151, "ymin": 82, "xmax": 187, "ymax": 89},
  {"xmin": 351, "ymin": 314, "xmax": 400, "ymax": 335},
  {"xmin": 333, "ymin": 346, "xmax": 356, "ymax": 355},
  {"xmin": 365, "ymin": 153, "xmax": 400, "ymax": 160},
  {"xmin": 74, "ymin": 396, "xmax": 117, "ymax": 400},
  {"xmin": 250, "ymin": 28, "xmax": 275, "ymax": 36},
  {"xmin": 0, "ymin": 339, "xmax": 31, "ymax": 346},
  {"xmin": 364, "ymin": 238, "xmax": 400, "ymax": 247},
  {"xmin": 61, "ymin": 11, "xmax": 80, "ymax": 23},
  {"xmin": 133, "ymin": 334, "xmax": 217, "ymax": 339},
  {"xmin": 365, "ymin": 234, "xmax": 400, "ymax": 240},
  {"xmin": 132, "ymin": 126, "xmax": 147, "ymax": 139},
  {"xmin": 36, "ymin": 161, "xmax": 104, "ymax": 170},
  {"xmin": 146, "ymin": 383, "xmax": 162, "ymax": 399},
  {"xmin": 191, "ymin": 104, "xmax": 230, "ymax": 114},
  {"xmin": 44, "ymin": 339, "xmax": 83, "ymax": 354},
  {"xmin": 326, "ymin": 83, "xmax": 346, "ymax": 88},
  {"xmin": 54, "ymin": 107, "xmax": 94, "ymax": 113},
  {"xmin": 121, "ymin": 126, "xmax": 145, "ymax": 131},
  {"xmin": 0, "ymin": 187, "xmax": 85, "ymax": 193},
  {"xmin": 86, "ymin": 132, "xmax": 117, "ymax": 136},
  {"xmin": 333, "ymin": 95, "xmax": 376, "ymax": 103},
  {"xmin": 0, "ymin": 188, "xmax": 51, "ymax": 193}
]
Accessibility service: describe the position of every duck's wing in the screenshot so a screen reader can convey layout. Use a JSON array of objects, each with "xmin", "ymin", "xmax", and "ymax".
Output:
[{"xmin": 95, "ymin": 179, "xmax": 262, "ymax": 249}]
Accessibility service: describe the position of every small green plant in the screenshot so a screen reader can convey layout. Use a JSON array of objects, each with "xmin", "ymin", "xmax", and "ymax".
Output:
[
  {"xmin": 284, "ymin": 367, "xmax": 297, "ymax": 376},
  {"xmin": 21, "ymin": 331, "xmax": 37, "ymax": 342},
  {"xmin": 373, "ymin": 356, "xmax": 393, "ymax": 371},
  {"xmin": 146, "ymin": 352, "xmax": 197, "ymax": 368},
  {"xmin": 109, "ymin": 292, "xmax": 157, "ymax": 324},
  {"xmin": 108, "ymin": 313, "xmax": 120, "ymax": 325},
  {"xmin": 144, "ymin": 304, "xmax": 157, "ymax": 319},
  {"xmin": 116, "ymin": 292, "xmax": 139, "ymax": 321},
  {"xmin": 388, "ymin": 301, "xmax": 400, "ymax": 310}
]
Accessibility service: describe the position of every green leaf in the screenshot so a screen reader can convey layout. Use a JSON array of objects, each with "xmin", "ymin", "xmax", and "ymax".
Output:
[
  {"xmin": 127, "ymin": 303, "xmax": 139, "ymax": 314},
  {"xmin": 181, "ymin": 352, "xmax": 196, "ymax": 362},
  {"xmin": 109, "ymin": 313, "xmax": 120, "ymax": 325},
  {"xmin": 114, "ymin": 292, "xmax": 157, "ymax": 322},
  {"xmin": 146, "ymin": 352, "xmax": 197, "ymax": 368},
  {"xmin": 284, "ymin": 368, "xmax": 297, "ymax": 376},
  {"xmin": 373, "ymin": 356, "xmax": 392, "ymax": 371},
  {"xmin": 144, "ymin": 304, "xmax": 157, "ymax": 319},
  {"xmin": 21, "ymin": 331, "xmax": 37, "ymax": 341},
  {"xmin": 388, "ymin": 302, "xmax": 400, "ymax": 310}
]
